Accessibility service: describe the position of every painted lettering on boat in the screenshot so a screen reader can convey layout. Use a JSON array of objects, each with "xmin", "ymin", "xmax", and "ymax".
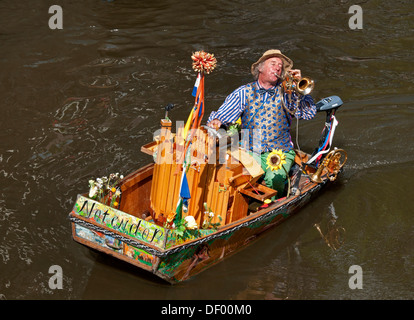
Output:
[{"xmin": 74, "ymin": 195, "xmax": 165, "ymax": 247}]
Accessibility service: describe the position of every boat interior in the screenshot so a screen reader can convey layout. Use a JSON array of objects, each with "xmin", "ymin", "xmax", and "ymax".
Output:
[{"xmin": 117, "ymin": 120, "xmax": 317, "ymax": 230}]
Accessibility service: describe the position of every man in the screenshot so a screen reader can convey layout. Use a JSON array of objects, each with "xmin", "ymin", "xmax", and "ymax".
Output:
[{"xmin": 207, "ymin": 49, "xmax": 316, "ymax": 198}]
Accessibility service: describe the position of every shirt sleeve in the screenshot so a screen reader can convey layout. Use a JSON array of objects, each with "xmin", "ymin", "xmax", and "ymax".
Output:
[
  {"xmin": 207, "ymin": 85, "xmax": 246, "ymax": 125},
  {"xmin": 284, "ymin": 92, "xmax": 317, "ymax": 120}
]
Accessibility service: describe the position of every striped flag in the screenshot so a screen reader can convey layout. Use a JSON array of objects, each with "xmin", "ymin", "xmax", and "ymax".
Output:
[
  {"xmin": 174, "ymin": 159, "xmax": 191, "ymax": 225},
  {"xmin": 175, "ymin": 72, "xmax": 205, "ymax": 223},
  {"xmin": 192, "ymin": 73, "xmax": 201, "ymax": 97},
  {"xmin": 184, "ymin": 72, "xmax": 203, "ymax": 139}
]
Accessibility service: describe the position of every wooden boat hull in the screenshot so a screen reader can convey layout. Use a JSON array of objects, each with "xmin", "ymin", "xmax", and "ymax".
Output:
[
  {"xmin": 69, "ymin": 94, "xmax": 347, "ymax": 284},
  {"xmin": 69, "ymin": 163, "xmax": 328, "ymax": 284}
]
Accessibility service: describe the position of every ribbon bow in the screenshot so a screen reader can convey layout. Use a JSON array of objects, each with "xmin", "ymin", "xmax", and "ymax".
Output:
[{"xmin": 258, "ymin": 88, "xmax": 276, "ymax": 96}]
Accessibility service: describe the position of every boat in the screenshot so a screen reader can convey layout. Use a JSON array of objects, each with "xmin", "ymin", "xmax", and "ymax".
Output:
[{"xmin": 68, "ymin": 52, "xmax": 347, "ymax": 284}]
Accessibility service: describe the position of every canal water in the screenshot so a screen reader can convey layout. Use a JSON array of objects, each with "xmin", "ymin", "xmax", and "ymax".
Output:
[{"xmin": 0, "ymin": 0, "xmax": 412, "ymax": 300}]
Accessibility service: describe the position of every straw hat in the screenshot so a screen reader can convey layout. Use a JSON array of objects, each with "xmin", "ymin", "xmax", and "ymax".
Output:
[{"xmin": 251, "ymin": 49, "xmax": 293, "ymax": 78}]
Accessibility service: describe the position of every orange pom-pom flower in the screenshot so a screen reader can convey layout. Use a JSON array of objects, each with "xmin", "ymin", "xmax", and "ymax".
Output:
[{"xmin": 191, "ymin": 51, "xmax": 217, "ymax": 74}]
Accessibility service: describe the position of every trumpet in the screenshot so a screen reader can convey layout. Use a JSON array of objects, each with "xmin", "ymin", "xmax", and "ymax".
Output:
[{"xmin": 281, "ymin": 72, "xmax": 314, "ymax": 95}]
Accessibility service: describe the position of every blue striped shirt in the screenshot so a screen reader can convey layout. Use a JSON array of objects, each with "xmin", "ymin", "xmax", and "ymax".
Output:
[{"xmin": 207, "ymin": 81, "xmax": 316, "ymax": 125}]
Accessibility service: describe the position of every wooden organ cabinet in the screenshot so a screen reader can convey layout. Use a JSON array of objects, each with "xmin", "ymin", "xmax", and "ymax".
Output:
[{"xmin": 141, "ymin": 119, "xmax": 277, "ymax": 228}]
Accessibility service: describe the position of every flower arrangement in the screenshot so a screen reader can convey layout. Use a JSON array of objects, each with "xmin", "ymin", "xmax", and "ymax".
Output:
[
  {"xmin": 88, "ymin": 173, "xmax": 124, "ymax": 208},
  {"xmin": 168, "ymin": 214, "xmax": 200, "ymax": 241},
  {"xmin": 164, "ymin": 205, "xmax": 222, "ymax": 242},
  {"xmin": 202, "ymin": 203, "xmax": 222, "ymax": 230},
  {"xmin": 226, "ymin": 117, "xmax": 242, "ymax": 136}
]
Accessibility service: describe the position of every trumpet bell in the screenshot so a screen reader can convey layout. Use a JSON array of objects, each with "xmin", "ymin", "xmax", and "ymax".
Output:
[
  {"xmin": 296, "ymin": 77, "xmax": 314, "ymax": 95},
  {"xmin": 282, "ymin": 74, "xmax": 314, "ymax": 95}
]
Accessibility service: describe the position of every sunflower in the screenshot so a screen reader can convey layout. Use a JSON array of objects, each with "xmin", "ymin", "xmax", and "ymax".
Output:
[{"xmin": 266, "ymin": 149, "xmax": 287, "ymax": 171}]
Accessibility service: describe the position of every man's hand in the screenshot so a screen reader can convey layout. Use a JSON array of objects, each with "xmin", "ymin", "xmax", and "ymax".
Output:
[
  {"xmin": 207, "ymin": 119, "xmax": 222, "ymax": 130},
  {"xmin": 289, "ymin": 69, "xmax": 302, "ymax": 79}
]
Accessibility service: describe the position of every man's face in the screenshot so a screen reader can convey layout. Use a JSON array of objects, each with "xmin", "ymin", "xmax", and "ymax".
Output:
[{"xmin": 258, "ymin": 57, "xmax": 283, "ymax": 85}]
